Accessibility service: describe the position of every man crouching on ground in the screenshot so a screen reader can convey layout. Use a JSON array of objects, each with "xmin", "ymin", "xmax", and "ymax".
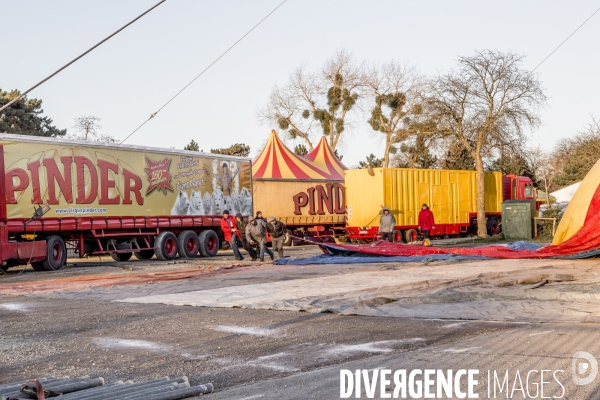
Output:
[{"xmin": 246, "ymin": 216, "xmax": 274, "ymax": 262}]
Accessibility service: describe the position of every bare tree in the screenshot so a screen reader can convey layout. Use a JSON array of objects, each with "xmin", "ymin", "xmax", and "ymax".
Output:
[
  {"xmin": 551, "ymin": 117, "xmax": 600, "ymax": 189},
  {"xmin": 426, "ymin": 50, "xmax": 546, "ymax": 237},
  {"xmin": 259, "ymin": 49, "xmax": 363, "ymax": 151},
  {"xmin": 365, "ymin": 61, "xmax": 426, "ymax": 167},
  {"xmin": 70, "ymin": 116, "xmax": 116, "ymax": 142},
  {"xmin": 527, "ymin": 145, "xmax": 554, "ymax": 206}
]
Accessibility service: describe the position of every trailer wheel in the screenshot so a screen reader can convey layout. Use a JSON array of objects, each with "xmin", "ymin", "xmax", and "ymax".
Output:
[
  {"xmin": 1, "ymin": 261, "xmax": 16, "ymax": 273},
  {"xmin": 404, "ymin": 229, "xmax": 418, "ymax": 243},
  {"xmin": 178, "ymin": 230, "xmax": 199, "ymax": 258},
  {"xmin": 393, "ymin": 230, "xmax": 402, "ymax": 243},
  {"xmin": 198, "ymin": 230, "xmax": 219, "ymax": 257},
  {"xmin": 110, "ymin": 243, "xmax": 133, "ymax": 262},
  {"xmin": 134, "ymin": 250, "xmax": 155, "ymax": 260},
  {"xmin": 155, "ymin": 231, "xmax": 178, "ymax": 261},
  {"xmin": 487, "ymin": 217, "xmax": 501, "ymax": 235},
  {"xmin": 32, "ymin": 235, "xmax": 66, "ymax": 271}
]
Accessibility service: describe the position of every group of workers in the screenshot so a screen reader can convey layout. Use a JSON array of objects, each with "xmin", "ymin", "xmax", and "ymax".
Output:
[
  {"xmin": 220, "ymin": 210, "xmax": 287, "ymax": 262},
  {"xmin": 379, "ymin": 204, "xmax": 435, "ymax": 244},
  {"xmin": 221, "ymin": 204, "xmax": 434, "ymax": 261}
]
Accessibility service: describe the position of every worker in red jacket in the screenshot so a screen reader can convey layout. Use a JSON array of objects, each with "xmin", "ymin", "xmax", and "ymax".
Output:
[
  {"xmin": 418, "ymin": 204, "xmax": 435, "ymax": 240},
  {"xmin": 220, "ymin": 209, "xmax": 244, "ymax": 261}
]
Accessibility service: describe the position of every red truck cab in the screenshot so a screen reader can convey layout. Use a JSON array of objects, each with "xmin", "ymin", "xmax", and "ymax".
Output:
[{"xmin": 502, "ymin": 174, "xmax": 535, "ymax": 202}]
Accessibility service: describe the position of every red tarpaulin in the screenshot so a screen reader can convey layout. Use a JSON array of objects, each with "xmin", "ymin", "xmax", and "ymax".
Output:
[{"xmin": 318, "ymin": 210, "xmax": 600, "ymax": 259}]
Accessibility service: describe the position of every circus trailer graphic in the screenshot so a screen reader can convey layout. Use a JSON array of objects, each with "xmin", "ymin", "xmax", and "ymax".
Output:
[
  {"xmin": 0, "ymin": 134, "xmax": 252, "ymax": 220},
  {"xmin": 252, "ymin": 130, "xmax": 347, "ymax": 241}
]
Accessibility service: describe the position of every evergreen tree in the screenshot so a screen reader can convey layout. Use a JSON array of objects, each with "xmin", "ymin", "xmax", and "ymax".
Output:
[
  {"xmin": 210, "ymin": 143, "xmax": 250, "ymax": 157},
  {"xmin": 0, "ymin": 89, "xmax": 66, "ymax": 137},
  {"xmin": 184, "ymin": 139, "xmax": 200, "ymax": 151},
  {"xmin": 358, "ymin": 154, "xmax": 383, "ymax": 169},
  {"xmin": 294, "ymin": 144, "xmax": 308, "ymax": 156}
]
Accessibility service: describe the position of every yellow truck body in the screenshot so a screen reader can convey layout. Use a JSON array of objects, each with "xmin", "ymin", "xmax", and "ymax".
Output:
[{"xmin": 345, "ymin": 168, "xmax": 503, "ymax": 239}]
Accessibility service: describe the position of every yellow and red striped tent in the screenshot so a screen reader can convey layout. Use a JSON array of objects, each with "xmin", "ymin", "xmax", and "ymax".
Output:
[
  {"xmin": 552, "ymin": 158, "xmax": 600, "ymax": 246},
  {"xmin": 304, "ymin": 136, "xmax": 347, "ymax": 181},
  {"xmin": 252, "ymin": 130, "xmax": 346, "ymax": 181}
]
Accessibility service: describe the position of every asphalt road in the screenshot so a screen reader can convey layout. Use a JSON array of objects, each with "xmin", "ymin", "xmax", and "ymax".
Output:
[{"xmin": 2, "ymin": 246, "xmax": 600, "ymax": 399}]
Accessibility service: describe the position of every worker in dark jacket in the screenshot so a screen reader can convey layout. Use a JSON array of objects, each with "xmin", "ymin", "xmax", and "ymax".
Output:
[
  {"xmin": 379, "ymin": 206, "xmax": 396, "ymax": 242},
  {"xmin": 255, "ymin": 211, "xmax": 268, "ymax": 229},
  {"xmin": 236, "ymin": 213, "xmax": 257, "ymax": 260},
  {"xmin": 245, "ymin": 216, "xmax": 274, "ymax": 262},
  {"xmin": 220, "ymin": 210, "xmax": 243, "ymax": 260},
  {"xmin": 418, "ymin": 204, "xmax": 435, "ymax": 240},
  {"xmin": 268, "ymin": 216, "xmax": 287, "ymax": 258}
]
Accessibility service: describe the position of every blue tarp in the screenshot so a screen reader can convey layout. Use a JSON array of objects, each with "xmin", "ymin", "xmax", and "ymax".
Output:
[
  {"xmin": 274, "ymin": 241, "xmax": 600, "ymax": 265},
  {"xmin": 274, "ymin": 253, "xmax": 490, "ymax": 265}
]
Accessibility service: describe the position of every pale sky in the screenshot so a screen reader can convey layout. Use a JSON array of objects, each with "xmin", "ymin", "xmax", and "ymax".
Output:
[{"xmin": 2, "ymin": 1, "xmax": 599, "ymax": 167}]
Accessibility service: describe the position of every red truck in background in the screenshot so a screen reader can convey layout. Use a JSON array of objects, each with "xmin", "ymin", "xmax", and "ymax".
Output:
[{"xmin": 0, "ymin": 134, "xmax": 253, "ymax": 272}]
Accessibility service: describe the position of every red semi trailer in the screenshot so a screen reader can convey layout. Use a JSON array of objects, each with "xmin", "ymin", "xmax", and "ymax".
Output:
[{"xmin": 0, "ymin": 134, "xmax": 253, "ymax": 272}]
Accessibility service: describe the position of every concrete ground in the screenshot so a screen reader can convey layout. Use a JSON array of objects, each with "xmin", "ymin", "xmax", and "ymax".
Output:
[{"xmin": 2, "ymin": 245, "xmax": 600, "ymax": 398}]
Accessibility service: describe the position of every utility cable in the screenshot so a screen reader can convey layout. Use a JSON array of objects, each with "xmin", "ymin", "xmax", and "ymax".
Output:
[
  {"xmin": 0, "ymin": 0, "xmax": 167, "ymax": 114},
  {"xmin": 533, "ymin": 5, "xmax": 600, "ymax": 71},
  {"xmin": 118, "ymin": 0, "xmax": 288, "ymax": 147}
]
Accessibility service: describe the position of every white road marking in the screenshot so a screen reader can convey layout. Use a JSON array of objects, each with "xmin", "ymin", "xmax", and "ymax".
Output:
[
  {"xmin": 211, "ymin": 325, "xmax": 280, "ymax": 337},
  {"xmin": 93, "ymin": 337, "xmax": 206, "ymax": 359},
  {"xmin": 529, "ymin": 330, "xmax": 555, "ymax": 337},
  {"xmin": 444, "ymin": 347, "xmax": 482, "ymax": 353},
  {"xmin": 0, "ymin": 303, "xmax": 31, "ymax": 312},
  {"xmin": 441, "ymin": 322, "xmax": 467, "ymax": 328},
  {"xmin": 234, "ymin": 395, "xmax": 265, "ymax": 400},
  {"xmin": 326, "ymin": 339, "xmax": 425, "ymax": 356},
  {"xmin": 94, "ymin": 337, "xmax": 166, "ymax": 351},
  {"xmin": 247, "ymin": 352, "xmax": 299, "ymax": 372}
]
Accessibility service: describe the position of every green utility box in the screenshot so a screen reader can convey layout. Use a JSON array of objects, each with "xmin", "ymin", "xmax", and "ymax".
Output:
[{"xmin": 501, "ymin": 200, "xmax": 536, "ymax": 240}]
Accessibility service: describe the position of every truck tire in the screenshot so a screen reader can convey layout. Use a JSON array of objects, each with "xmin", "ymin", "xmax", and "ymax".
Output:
[
  {"xmin": 178, "ymin": 230, "xmax": 199, "ymax": 258},
  {"xmin": 32, "ymin": 235, "xmax": 66, "ymax": 271},
  {"xmin": 1, "ymin": 261, "xmax": 16, "ymax": 273},
  {"xmin": 404, "ymin": 229, "xmax": 418, "ymax": 243},
  {"xmin": 134, "ymin": 250, "xmax": 155, "ymax": 260},
  {"xmin": 154, "ymin": 231, "xmax": 178, "ymax": 261},
  {"xmin": 198, "ymin": 230, "xmax": 219, "ymax": 257},
  {"xmin": 110, "ymin": 243, "xmax": 133, "ymax": 262},
  {"xmin": 487, "ymin": 217, "xmax": 501, "ymax": 235},
  {"xmin": 283, "ymin": 229, "xmax": 293, "ymax": 247}
]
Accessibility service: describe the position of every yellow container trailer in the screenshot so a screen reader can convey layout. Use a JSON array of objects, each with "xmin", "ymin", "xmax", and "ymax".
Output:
[{"xmin": 345, "ymin": 167, "xmax": 534, "ymax": 242}]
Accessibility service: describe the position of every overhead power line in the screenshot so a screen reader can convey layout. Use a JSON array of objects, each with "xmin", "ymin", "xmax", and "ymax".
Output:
[
  {"xmin": 118, "ymin": 0, "xmax": 288, "ymax": 147},
  {"xmin": 533, "ymin": 5, "xmax": 600, "ymax": 71},
  {"xmin": 0, "ymin": 0, "xmax": 167, "ymax": 114}
]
